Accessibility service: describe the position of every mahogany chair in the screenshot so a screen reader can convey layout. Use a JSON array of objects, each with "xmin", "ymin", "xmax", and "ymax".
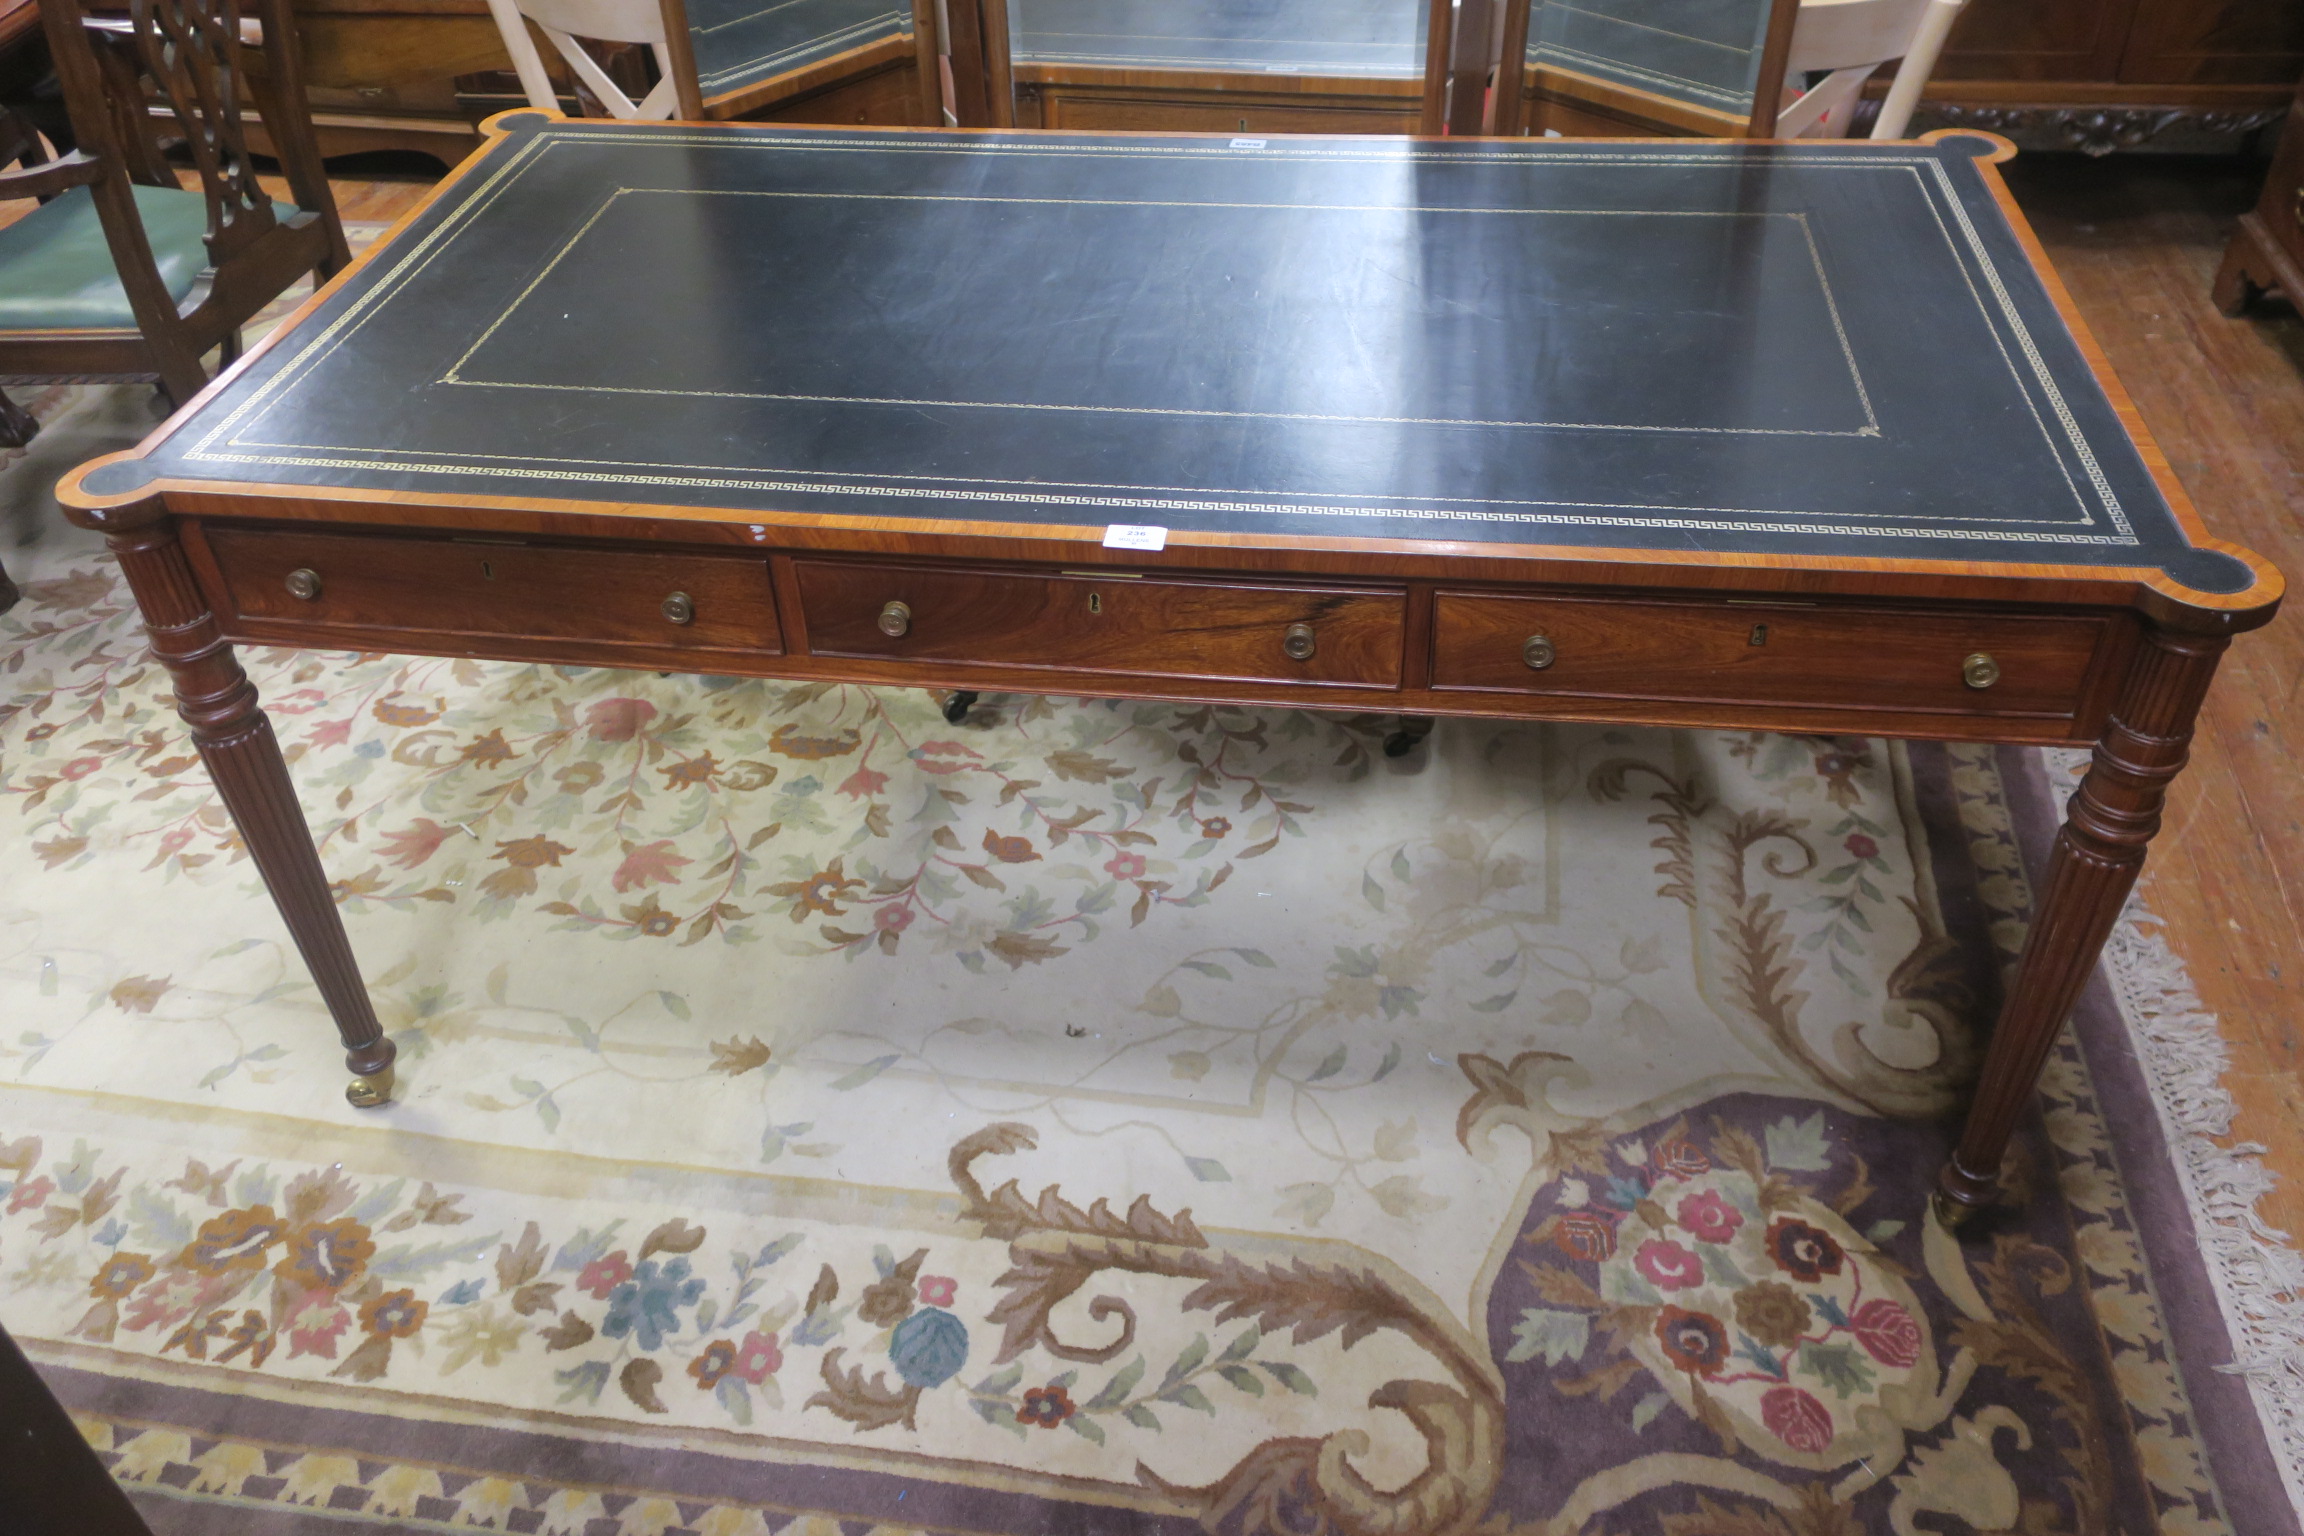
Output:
[{"xmin": 0, "ymin": 0, "xmax": 349, "ymax": 449}]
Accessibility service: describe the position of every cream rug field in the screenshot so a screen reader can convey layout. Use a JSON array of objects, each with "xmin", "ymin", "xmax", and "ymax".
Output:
[{"xmin": 2, "ymin": 373, "xmax": 2300, "ymax": 1535}]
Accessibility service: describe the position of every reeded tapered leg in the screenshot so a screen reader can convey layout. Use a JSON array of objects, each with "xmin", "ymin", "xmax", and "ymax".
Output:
[
  {"xmin": 96, "ymin": 508, "xmax": 396, "ymax": 1106},
  {"xmin": 1936, "ymin": 625, "xmax": 2227, "ymax": 1225}
]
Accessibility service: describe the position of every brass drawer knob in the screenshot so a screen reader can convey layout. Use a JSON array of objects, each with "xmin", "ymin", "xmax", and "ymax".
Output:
[
  {"xmin": 284, "ymin": 567, "xmax": 322, "ymax": 601},
  {"xmin": 661, "ymin": 591, "xmax": 695, "ymax": 625},
  {"xmin": 878, "ymin": 600, "xmax": 912, "ymax": 638},
  {"xmin": 1963, "ymin": 651, "xmax": 2000, "ymax": 690},
  {"xmin": 1523, "ymin": 633, "xmax": 1556, "ymax": 670},
  {"xmin": 1282, "ymin": 622, "xmax": 1316, "ymax": 661}
]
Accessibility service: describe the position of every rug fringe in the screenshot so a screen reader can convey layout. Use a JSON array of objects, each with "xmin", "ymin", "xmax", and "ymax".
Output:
[{"xmin": 2107, "ymin": 893, "xmax": 2304, "ymax": 1515}]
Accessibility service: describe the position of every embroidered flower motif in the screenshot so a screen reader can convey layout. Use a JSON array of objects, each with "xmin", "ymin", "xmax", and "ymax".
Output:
[
  {"xmin": 830, "ymin": 763, "xmax": 885, "ymax": 804},
  {"xmin": 621, "ymin": 895, "xmax": 680, "ymax": 937},
  {"xmin": 1552, "ymin": 1210, "xmax": 1617, "ymax": 1263},
  {"xmin": 1654, "ymin": 1306, "xmax": 1730, "ymax": 1376},
  {"xmin": 1634, "ymin": 1239, "xmax": 1705, "ymax": 1292},
  {"xmin": 1849, "ymin": 1297, "xmax": 1922, "ymax": 1368},
  {"xmin": 769, "ymin": 859, "xmax": 865, "ymax": 922},
  {"xmin": 858, "ymin": 1269, "xmax": 916, "ymax": 1327},
  {"xmin": 89, "ymin": 1251, "xmax": 156, "ymax": 1299},
  {"xmin": 1811, "ymin": 744, "xmax": 1869, "ymax": 807},
  {"xmin": 577, "ymin": 1250, "xmax": 633, "ymax": 1300},
  {"xmin": 1103, "ymin": 851, "xmax": 1147, "ymax": 881},
  {"xmin": 689, "ymin": 1339, "xmax": 739, "ymax": 1390},
  {"xmin": 7, "ymin": 1175, "xmax": 54, "ymax": 1214},
  {"xmin": 583, "ymin": 697, "xmax": 658, "ymax": 741},
  {"xmin": 1676, "ymin": 1189, "xmax": 1742, "ymax": 1244},
  {"xmin": 875, "ymin": 904, "xmax": 913, "ymax": 933},
  {"xmin": 285, "ymin": 1293, "xmax": 353, "ymax": 1359},
  {"xmin": 1761, "ymin": 1384, "xmax": 1835, "ymax": 1452},
  {"xmin": 660, "ymin": 753, "xmax": 721, "ymax": 789},
  {"xmin": 731, "ymin": 1331, "xmax": 783, "ymax": 1383},
  {"xmin": 61, "ymin": 756, "xmax": 103, "ymax": 780},
  {"xmin": 1765, "ymin": 1218, "xmax": 1846, "ymax": 1283},
  {"xmin": 121, "ymin": 1270, "xmax": 224, "ymax": 1334},
  {"xmin": 179, "ymin": 1206, "xmax": 287, "ymax": 1275},
  {"xmin": 481, "ymin": 836, "xmax": 576, "ymax": 900},
  {"xmin": 769, "ymin": 725, "xmax": 862, "ymax": 760},
  {"xmin": 359, "ymin": 1289, "xmax": 428, "ymax": 1339},
  {"xmin": 1733, "ymin": 1281, "xmax": 1813, "ymax": 1348},
  {"xmin": 1016, "ymin": 1383, "xmax": 1077, "ymax": 1428},
  {"xmin": 917, "ymin": 1275, "xmax": 956, "ymax": 1307},
  {"xmin": 1843, "ymin": 832, "xmax": 1879, "ymax": 860},
  {"xmin": 274, "ymin": 1218, "xmax": 374, "ymax": 1292},
  {"xmin": 460, "ymin": 730, "xmax": 516, "ymax": 767},
  {"xmin": 602, "ymin": 1258, "xmax": 706, "ymax": 1352},
  {"xmin": 890, "ymin": 1308, "xmax": 969, "ymax": 1389},
  {"xmin": 1652, "ymin": 1138, "xmax": 1711, "ymax": 1181}
]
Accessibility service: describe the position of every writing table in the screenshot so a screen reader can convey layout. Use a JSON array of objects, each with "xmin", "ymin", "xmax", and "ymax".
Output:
[{"xmin": 58, "ymin": 115, "xmax": 2282, "ymax": 1220}]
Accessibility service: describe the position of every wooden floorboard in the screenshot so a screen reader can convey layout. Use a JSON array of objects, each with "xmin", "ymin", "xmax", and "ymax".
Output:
[{"xmin": 9, "ymin": 151, "xmax": 2302, "ymax": 1235}]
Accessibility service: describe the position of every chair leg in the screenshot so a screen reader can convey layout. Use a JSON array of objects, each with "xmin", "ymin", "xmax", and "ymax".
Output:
[
  {"xmin": 0, "ymin": 556, "xmax": 19, "ymax": 619},
  {"xmin": 941, "ymin": 689, "xmax": 979, "ymax": 725},
  {"xmin": 0, "ymin": 385, "xmax": 36, "ymax": 448},
  {"xmin": 218, "ymin": 328, "xmax": 244, "ymax": 367}
]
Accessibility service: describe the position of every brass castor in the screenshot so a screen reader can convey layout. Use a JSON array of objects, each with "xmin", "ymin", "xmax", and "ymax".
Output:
[
  {"xmin": 1929, "ymin": 1189, "xmax": 1979, "ymax": 1231},
  {"xmin": 345, "ymin": 1065, "xmax": 397, "ymax": 1109},
  {"xmin": 1382, "ymin": 715, "xmax": 1435, "ymax": 758},
  {"xmin": 942, "ymin": 690, "xmax": 979, "ymax": 725}
]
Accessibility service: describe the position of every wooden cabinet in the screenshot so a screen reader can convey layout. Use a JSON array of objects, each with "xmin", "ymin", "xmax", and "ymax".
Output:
[
  {"xmin": 2214, "ymin": 71, "xmax": 2304, "ymax": 313},
  {"xmin": 1917, "ymin": 0, "xmax": 2304, "ymax": 152}
]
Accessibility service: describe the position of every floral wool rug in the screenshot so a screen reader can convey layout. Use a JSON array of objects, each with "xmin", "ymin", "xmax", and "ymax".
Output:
[{"xmin": 1, "ymin": 378, "xmax": 2299, "ymax": 1535}]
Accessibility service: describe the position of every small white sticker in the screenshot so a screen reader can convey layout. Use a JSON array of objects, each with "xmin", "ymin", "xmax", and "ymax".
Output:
[
  {"xmin": 1229, "ymin": 138, "xmax": 1267, "ymax": 149},
  {"xmin": 1103, "ymin": 524, "xmax": 1168, "ymax": 551}
]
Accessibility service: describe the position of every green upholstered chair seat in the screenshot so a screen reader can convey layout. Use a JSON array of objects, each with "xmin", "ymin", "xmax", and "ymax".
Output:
[{"xmin": 0, "ymin": 185, "xmax": 302, "ymax": 332}]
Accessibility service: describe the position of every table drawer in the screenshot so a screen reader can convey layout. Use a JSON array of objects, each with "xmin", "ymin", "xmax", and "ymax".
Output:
[
  {"xmin": 204, "ymin": 527, "xmax": 780, "ymax": 653},
  {"xmin": 1430, "ymin": 593, "xmax": 2112, "ymax": 718},
  {"xmin": 795, "ymin": 561, "xmax": 1405, "ymax": 687}
]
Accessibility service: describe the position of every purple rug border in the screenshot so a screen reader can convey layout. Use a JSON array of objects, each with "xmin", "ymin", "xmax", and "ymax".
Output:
[
  {"xmin": 39, "ymin": 1348, "xmax": 1204, "ymax": 1536},
  {"xmin": 1997, "ymin": 742, "xmax": 2300, "ymax": 1536}
]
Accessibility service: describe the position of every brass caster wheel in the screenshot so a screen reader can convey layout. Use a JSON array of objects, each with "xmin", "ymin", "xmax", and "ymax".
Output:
[
  {"xmin": 1928, "ymin": 1189, "xmax": 1977, "ymax": 1232},
  {"xmin": 346, "ymin": 1066, "xmax": 397, "ymax": 1109},
  {"xmin": 1382, "ymin": 716, "xmax": 1435, "ymax": 758}
]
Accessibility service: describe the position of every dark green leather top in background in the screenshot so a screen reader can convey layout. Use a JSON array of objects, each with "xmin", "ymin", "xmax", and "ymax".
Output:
[
  {"xmin": 108, "ymin": 117, "xmax": 2248, "ymax": 595},
  {"xmin": 1527, "ymin": 0, "xmax": 1775, "ymax": 117},
  {"xmin": 1008, "ymin": 0, "xmax": 1424, "ymax": 78},
  {"xmin": 686, "ymin": 0, "xmax": 908, "ymax": 100}
]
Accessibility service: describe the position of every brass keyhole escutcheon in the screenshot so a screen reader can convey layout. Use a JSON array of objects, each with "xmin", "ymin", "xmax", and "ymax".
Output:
[
  {"xmin": 878, "ymin": 600, "xmax": 912, "ymax": 638},
  {"xmin": 285, "ymin": 568, "xmax": 322, "ymax": 601},
  {"xmin": 1963, "ymin": 651, "xmax": 2000, "ymax": 690},
  {"xmin": 1088, "ymin": 592, "xmax": 1102, "ymax": 615},
  {"xmin": 661, "ymin": 591, "xmax": 695, "ymax": 625},
  {"xmin": 1523, "ymin": 633, "xmax": 1556, "ymax": 670},
  {"xmin": 1748, "ymin": 624, "xmax": 1769, "ymax": 647},
  {"xmin": 1282, "ymin": 623, "xmax": 1316, "ymax": 661},
  {"xmin": 480, "ymin": 559, "xmax": 494, "ymax": 580}
]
